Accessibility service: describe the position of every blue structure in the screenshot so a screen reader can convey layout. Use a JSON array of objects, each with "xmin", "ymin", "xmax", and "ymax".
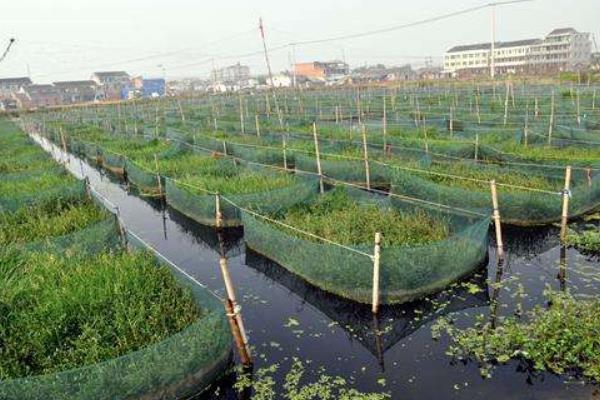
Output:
[{"xmin": 143, "ymin": 78, "xmax": 166, "ymax": 97}]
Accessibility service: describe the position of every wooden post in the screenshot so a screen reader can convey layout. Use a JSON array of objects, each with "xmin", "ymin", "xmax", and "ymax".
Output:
[
  {"xmin": 548, "ymin": 91, "xmax": 555, "ymax": 146},
  {"xmin": 593, "ymin": 89, "xmax": 596, "ymax": 111},
  {"xmin": 576, "ymin": 90, "xmax": 581, "ymax": 127},
  {"xmin": 534, "ymin": 97, "xmax": 540, "ymax": 120},
  {"xmin": 490, "ymin": 180, "xmax": 505, "ymax": 260},
  {"xmin": 215, "ymin": 193, "xmax": 223, "ymax": 228},
  {"xmin": 475, "ymin": 93, "xmax": 481, "ymax": 125},
  {"xmin": 154, "ymin": 154, "xmax": 163, "ymax": 197},
  {"xmin": 215, "ymin": 228, "xmax": 252, "ymax": 366},
  {"xmin": 372, "ymin": 232, "xmax": 382, "ymax": 315},
  {"xmin": 239, "ymin": 93, "xmax": 245, "ymax": 134},
  {"xmin": 382, "ymin": 94, "xmax": 387, "ymax": 153},
  {"xmin": 560, "ymin": 166, "xmax": 572, "ymax": 244},
  {"xmin": 282, "ymin": 137, "xmax": 288, "ymax": 171},
  {"xmin": 586, "ymin": 168, "xmax": 592, "ymax": 188},
  {"xmin": 524, "ymin": 100, "xmax": 529, "ymax": 147},
  {"xmin": 255, "ymin": 114, "xmax": 261, "ymax": 137},
  {"xmin": 313, "ymin": 122, "xmax": 324, "ymax": 194},
  {"xmin": 474, "ymin": 134, "xmax": 479, "ymax": 161},
  {"xmin": 449, "ymin": 107, "xmax": 454, "ymax": 136},
  {"xmin": 503, "ymin": 81, "xmax": 510, "ymax": 127},
  {"xmin": 361, "ymin": 124, "xmax": 371, "ymax": 190},
  {"xmin": 177, "ymin": 98, "xmax": 186, "ymax": 126}
]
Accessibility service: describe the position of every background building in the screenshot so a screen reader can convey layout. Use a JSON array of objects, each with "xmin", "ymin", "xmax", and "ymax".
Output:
[
  {"xmin": 294, "ymin": 61, "xmax": 350, "ymax": 80},
  {"xmin": 53, "ymin": 80, "xmax": 98, "ymax": 104},
  {"xmin": 213, "ymin": 63, "xmax": 250, "ymax": 84},
  {"xmin": 444, "ymin": 27, "xmax": 592, "ymax": 77},
  {"xmin": 0, "ymin": 77, "xmax": 32, "ymax": 99},
  {"xmin": 16, "ymin": 84, "xmax": 61, "ymax": 108},
  {"xmin": 91, "ymin": 71, "xmax": 131, "ymax": 100}
]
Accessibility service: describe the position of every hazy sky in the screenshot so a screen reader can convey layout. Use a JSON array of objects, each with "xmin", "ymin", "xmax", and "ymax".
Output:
[{"xmin": 0, "ymin": 0, "xmax": 598, "ymax": 83}]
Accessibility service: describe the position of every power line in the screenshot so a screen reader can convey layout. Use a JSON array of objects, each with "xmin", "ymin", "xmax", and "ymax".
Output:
[{"xmin": 289, "ymin": 0, "xmax": 534, "ymax": 46}]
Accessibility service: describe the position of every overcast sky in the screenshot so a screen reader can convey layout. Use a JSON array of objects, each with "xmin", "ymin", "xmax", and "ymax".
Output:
[{"xmin": 0, "ymin": 0, "xmax": 597, "ymax": 83}]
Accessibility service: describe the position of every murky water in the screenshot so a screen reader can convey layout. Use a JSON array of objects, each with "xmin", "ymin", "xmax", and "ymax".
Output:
[{"xmin": 35, "ymin": 135, "xmax": 600, "ymax": 399}]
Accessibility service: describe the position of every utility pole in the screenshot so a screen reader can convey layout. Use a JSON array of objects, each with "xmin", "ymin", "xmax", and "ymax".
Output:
[
  {"xmin": 259, "ymin": 17, "xmax": 284, "ymax": 129},
  {"xmin": 0, "ymin": 38, "xmax": 16, "ymax": 64},
  {"xmin": 291, "ymin": 43, "xmax": 297, "ymax": 88},
  {"xmin": 490, "ymin": 4, "xmax": 496, "ymax": 79}
]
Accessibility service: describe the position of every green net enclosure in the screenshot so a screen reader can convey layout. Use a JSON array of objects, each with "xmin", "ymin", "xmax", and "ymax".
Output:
[
  {"xmin": 242, "ymin": 186, "xmax": 490, "ymax": 305},
  {"xmin": 165, "ymin": 166, "xmax": 319, "ymax": 228},
  {"xmin": 0, "ymin": 247, "xmax": 232, "ymax": 400}
]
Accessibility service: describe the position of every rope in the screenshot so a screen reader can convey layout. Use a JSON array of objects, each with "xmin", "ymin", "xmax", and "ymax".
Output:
[{"xmin": 220, "ymin": 196, "xmax": 374, "ymax": 260}]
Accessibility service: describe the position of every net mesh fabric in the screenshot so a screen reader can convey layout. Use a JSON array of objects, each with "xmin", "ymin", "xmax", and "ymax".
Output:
[{"xmin": 243, "ymin": 186, "xmax": 490, "ymax": 305}]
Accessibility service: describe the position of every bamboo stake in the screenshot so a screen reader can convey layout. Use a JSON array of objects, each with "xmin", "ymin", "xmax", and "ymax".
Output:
[
  {"xmin": 586, "ymin": 168, "xmax": 592, "ymax": 188},
  {"xmin": 475, "ymin": 92, "xmax": 481, "ymax": 125},
  {"xmin": 490, "ymin": 180, "xmax": 505, "ymax": 261},
  {"xmin": 593, "ymin": 89, "xmax": 596, "ymax": 111},
  {"xmin": 474, "ymin": 134, "xmax": 479, "ymax": 162},
  {"xmin": 372, "ymin": 232, "xmax": 382, "ymax": 315},
  {"xmin": 534, "ymin": 97, "xmax": 540, "ymax": 120},
  {"xmin": 361, "ymin": 124, "xmax": 371, "ymax": 190},
  {"xmin": 560, "ymin": 166, "xmax": 572, "ymax": 244},
  {"xmin": 503, "ymin": 81, "xmax": 510, "ymax": 127},
  {"xmin": 239, "ymin": 93, "xmax": 245, "ymax": 134},
  {"xmin": 449, "ymin": 107, "xmax": 454, "ymax": 136},
  {"xmin": 312, "ymin": 122, "xmax": 324, "ymax": 194},
  {"xmin": 576, "ymin": 90, "xmax": 581, "ymax": 127},
  {"xmin": 524, "ymin": 99, "xmax": 529, "ymax": 147},
  {"xmin": 548, "ymin": 91, "xmax": 555, "ymax": 145},
  {"xmin": 255, "ymin": 114, "xmax": 261, "ymax": 137},
  {"xmin": 177, "ymin": 99, "xmax": 186, "ymax": 126},
  {"xmin": 215, "ymin": 193, "xmax": 223, "ymax": 228},
  {"xmin": 154, "ymin": 154, "xmax": 163, "ymax": 197},
  {"xmin": 282, "ymin": 137, "xmax": 288, "ymax": 171},
  {"xmin": 382, "ymin": 94, "xmax": 387, "ymax": 153},
  {"xmin": 214, "ymin": 206, "xmax": 252, "ymax": 366}
]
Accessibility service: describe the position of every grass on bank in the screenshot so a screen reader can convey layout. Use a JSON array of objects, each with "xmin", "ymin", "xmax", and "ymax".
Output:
[
  {"xmin": 0, "ymin": 250, "xmax": 201, "ymax": 380},
  {"xmin": 0, "ymin": 201, "xmax": 106, "ymax": 245}
]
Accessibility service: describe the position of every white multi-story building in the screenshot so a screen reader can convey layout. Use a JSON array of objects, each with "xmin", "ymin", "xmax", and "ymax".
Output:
[{"xmin": 444, "ymin": 28, "xmax": 592, "ymax": 76}]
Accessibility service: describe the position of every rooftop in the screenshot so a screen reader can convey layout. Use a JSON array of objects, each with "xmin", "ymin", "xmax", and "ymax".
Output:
[
  {"xmin": 447, "ymin": 39, "xmax": 541, "ymax": 53},
  {"xmin": 547, "ymin": 28, "xmax": 578, "ymax": 36},
  {"xmin": 92, "ymin": 71, "xmax": 129, "ymax": 78},
  {"xmin": 0, "ymin": 77, "xmax": 32, "ymax": 86},
  {"xmin": 53, "ymin": 80, "xmax": 97, "ymax": 87}
]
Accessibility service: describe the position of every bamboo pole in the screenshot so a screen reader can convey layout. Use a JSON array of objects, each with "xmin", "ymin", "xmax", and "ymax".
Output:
[
  {"xmin": 503, "ymin": 81, "xmax": 510, "ymax": 127},
  {"xmin": 282, "ymin": 137, "xmax": 288, "ymax": 171},
  {"xmin": 372, "ymin": 232, "xmax": 382, "ymax": 315},
  {"xmin": 361, "ymin": 124, "xmax": 371, "ymax": 190},
  {"xmin": 474, "ymin": 134, "xmax": 479, "ymax": 161},
  {"xmin": 449, "ymin": 107, "xmax": 454, "ymax": 136},
  {"xmin": 534, "ymin": 96, "xmax": 540, "ymax": 120},
  {"xmin": 382, "ymin": 94, "xmax": 387, "ymax": 153},
  {"xmin": 475, "ymin": 92, "xmax": 481, "ymax": 125},
  {"xmin": 239, "ymin": 93, "xmax": 245, "ymax": 134},
  {"xmin": 214, "ymin": 205, "xmax": 252, "ymax": 366},
  {"xmin": 312, "ymin": 122, "xmax": 324, "ymax": 194},
  {"xmin": 524, "ymin": 99, "xmax": 529, "ymax": 147},
  {"xmin": 215, "ymin": 193, "xmax": 223, "ymax": 228},
  {"xmin": 490, "ymin": 180, "xmax": 505, "ymax": 260},
  {"xmin": 593, "ymin": 89, "xmax": 596, "ymax": 111},
  {"xmin": 576, "ymin": 90, "xmax": 581, "ymax": 127},
  {"xmin": 548, "ymin": 91, "xmax": 555, "ymax": 146},
  {"xmin": 177, "ymin": 98, "xmax": 186, "ymax": 126},
  {"xmin": 586, "ymin": 168, "xmax": 592, "ymax": 188},
  {"xmin": 255, "ymin": 114, "xmax": 261, "ymax": 137},
  {"xmin": 154, "ymin": 154, "xmax": 163, "ymax": 197},
  {"xmin": 560, "ymin": 166, "xmax": 572, "ymax": 244}
]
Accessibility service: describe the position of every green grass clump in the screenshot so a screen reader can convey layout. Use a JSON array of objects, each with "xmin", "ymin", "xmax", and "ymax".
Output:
[
  {"xmin": 0, "ymin": 171, "xmax": 76, "ymax": 198},
  {"xmin": 0, "ymin": 250, "xmax": 201, "ymax": 380},
  {"xmin": 182, "ymin": 169, "xmax": 296, "ymax": 195},
  {"xmin": 0, "ymin": 202, "xmax": 106, "ymax": 245},
  {"xmin": 566, "ymin": 228, "xmax": 600, "ymax": 254},
  {"xmin": 443, "ymin": 292, "xmax": 600, "ymax": 381},
  {"xmin": 278, "ymin": 187, "xmax": 449, "ymax": 246}
]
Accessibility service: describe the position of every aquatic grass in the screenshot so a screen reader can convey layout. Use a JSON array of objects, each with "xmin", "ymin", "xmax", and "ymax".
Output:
[
  {"xmin": 566, "ymin": 228, "xmax": 600, "ymax": 254},
  {"xmin": 0, "ymin": 250, "xmax": 202, "ymax": 380},
  {"xmin": 277, "ymin": 187, "xmax": 450, "ymax": 247},
  {"xmin": 442, "ymin": 291, "xmax": 600, "ymax": 382}
]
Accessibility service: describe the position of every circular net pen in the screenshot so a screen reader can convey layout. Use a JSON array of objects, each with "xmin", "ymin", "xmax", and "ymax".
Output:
[{"xmin": 241, "ymin": 186, "xmax": 490, "ymax": 305}]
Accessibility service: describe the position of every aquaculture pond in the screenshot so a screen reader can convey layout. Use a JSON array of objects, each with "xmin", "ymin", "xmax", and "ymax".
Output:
[{"xmin": 33, "ymin": 124, "xmax": 600, "ymax": 399}]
